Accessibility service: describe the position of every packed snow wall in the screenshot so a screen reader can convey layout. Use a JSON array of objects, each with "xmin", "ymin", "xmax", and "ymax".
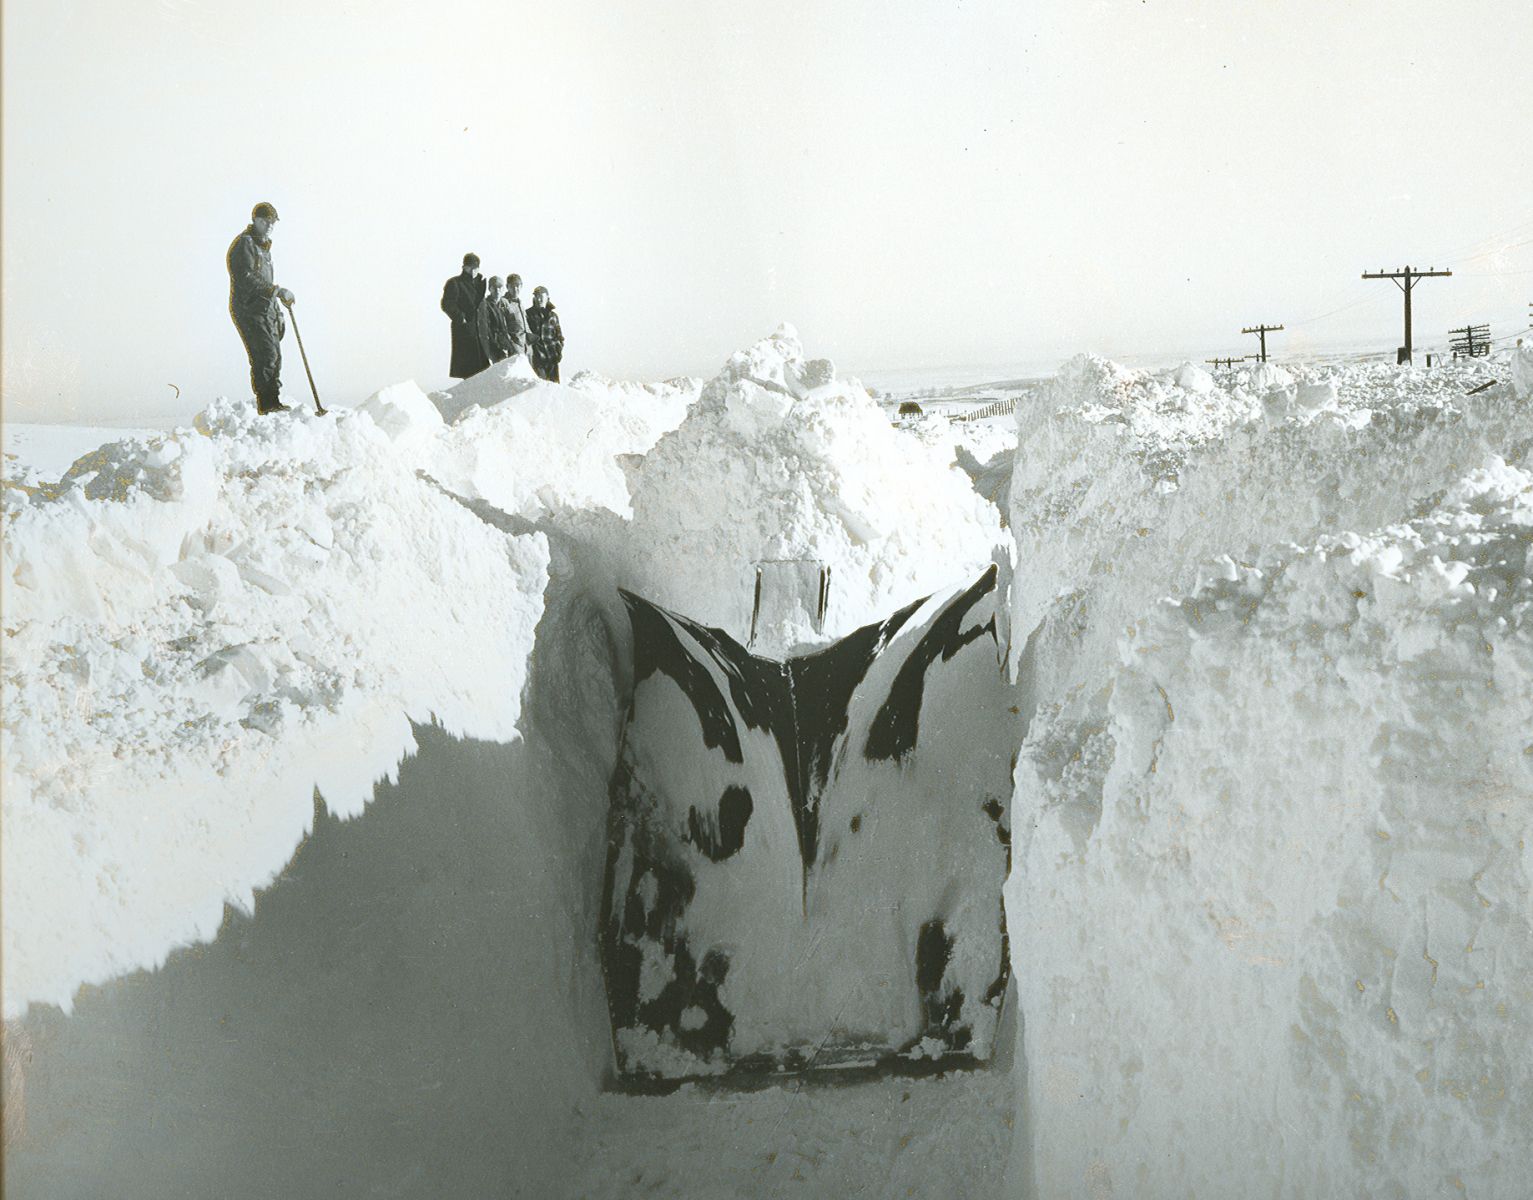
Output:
[
  {"xmin": 0, "ymin": 401, "xmax": 552, "ymax": 1017},
  {"xmin": 604, "ymin": 569, "xmax": 1014, "ymax": 1081},
  {"xmin": 1, "ymin": 366, "xmax": 696, "ymax": 1195},
  {"xmin": 4, "ymin": 715, "xmax": 617, "ymax": 1199},
  {"xmin": 4, "ymin": 327, "xmax": 1026, "ymax": 1195},
  {"xmin": 1005, "ymin": 351, "xmax": 1533, "ymax": 1198}
]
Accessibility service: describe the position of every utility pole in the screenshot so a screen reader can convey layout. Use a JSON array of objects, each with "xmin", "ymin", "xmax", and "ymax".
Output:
[
  {"xmin": 1241, "ymin": 324, "xmax": 1283, "ymax": 362},
  {"xmin": 1361, "ymin": 265, "xmax": 1452, "ymax": 363},
  {"xmin": 1449, "ymin": 324, "xmax": 1491, "ymax": 359}
]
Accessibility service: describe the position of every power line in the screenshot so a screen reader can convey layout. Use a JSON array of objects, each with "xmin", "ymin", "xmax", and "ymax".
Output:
[
  {"xmin": 1289, "ymin": 291, "xmax": 1391, "ymax": 326},
  {"xmin": 1458, "ymin": 235, "xmax": 1533, "ymax": 263},
  {"xmin": 1419, "ymin": 215, "xmax": 1533, "ymax": 264},
  {"xmin": 1283, "ymin": 215, "xmax": 1533, "ymax": 334}
]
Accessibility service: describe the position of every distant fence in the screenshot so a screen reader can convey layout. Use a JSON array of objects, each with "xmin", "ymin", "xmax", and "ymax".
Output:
[{"xmin": 949, "ymin": 398, "xmax": 1019, "ymax": 422}]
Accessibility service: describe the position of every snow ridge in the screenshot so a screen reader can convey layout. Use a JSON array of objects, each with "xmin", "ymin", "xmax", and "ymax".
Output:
[
  {"xmin": 1006, "ymin": 347, "xmax": 1533, "ymax": 1198},
  {"xmin": 618, "ymin": 324, "xmax": 1007, "ymax": 654},
  {"xmin": 2, "ymin": 399, "xmax": 549, "ymax": 1016}
]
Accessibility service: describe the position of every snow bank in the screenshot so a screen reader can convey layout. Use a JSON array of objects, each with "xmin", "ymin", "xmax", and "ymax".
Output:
[
  {"xmin": 2, "ymin": 400, "xmax": 550, "ymax": 1016},
  {"xmin": 430, "ymin": 353, "xmax": 541, "ymax": 422},
  {"xmin": 618, "ymin": 325, "xmax": 1007, "ymax": 654},
  {"xmin": 4, "ymin": 326, "xmax": 999, "ymax": 1022},
  {"xmin": 1010, "ymin": 353, "xmax": 1533, "ymax": 705},
  {"xmin": 1512, "ymin": 342, "xmax": 1533, "ymax": 400},
  {"xmin": 430, "ymin": 374, "xmax": 698, "ymax": 522},
  {"xmin": 1008, "ymin": 460, "xmax": 1533, "ymax": 1197}
]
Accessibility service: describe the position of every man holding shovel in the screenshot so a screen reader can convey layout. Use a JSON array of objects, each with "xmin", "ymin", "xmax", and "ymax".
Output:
[{"xmin": 226, "ymin": 202, "xmax": 296, "ymax": 414}]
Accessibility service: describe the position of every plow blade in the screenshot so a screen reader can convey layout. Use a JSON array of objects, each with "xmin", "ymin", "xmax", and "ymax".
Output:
[{"xmin": 600, "ymin": 566, "xmax": 1015, "ymax": 1085}]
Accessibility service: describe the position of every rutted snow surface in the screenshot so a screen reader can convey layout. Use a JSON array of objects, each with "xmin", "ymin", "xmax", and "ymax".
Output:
[{"xmin": 572, "ymin": 1068, "xmax": 1013, "ymax": 1198}]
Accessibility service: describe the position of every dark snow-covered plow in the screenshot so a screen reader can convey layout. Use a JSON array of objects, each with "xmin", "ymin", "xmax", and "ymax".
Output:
[{"xmin": 599, "ymin": 566, "xmax": 1016, "ymax": 1087}]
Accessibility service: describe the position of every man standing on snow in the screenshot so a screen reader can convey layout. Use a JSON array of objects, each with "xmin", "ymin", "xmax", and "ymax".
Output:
[
  {"xmin": 441, "ymin": 253, "xmax": 489, "ymax": 378},
  {"xmin": 527, "ymin": 286, "xmax": 564, "ymax": 382},
  {"xmin": 476, "ymin": 276, "xmax": 514, "ymax": 363},
  {"xmin": 226, "ymin": 202, "xmax": 296, "ymax": 414},
  {"xmin": 500, "ymin": 273, "xmax": 531, "ymax": 361}
]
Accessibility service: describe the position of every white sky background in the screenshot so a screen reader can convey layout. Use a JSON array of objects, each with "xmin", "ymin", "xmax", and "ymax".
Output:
[{"xmin": 3, "ymin": 0, "xmax": 1530, "ymax": 423}]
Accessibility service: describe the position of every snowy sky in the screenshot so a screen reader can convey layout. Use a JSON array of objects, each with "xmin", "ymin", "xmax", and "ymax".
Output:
[{"xmin": 3, "ymin": 0, "xmax": 1530, "ymax": 422}]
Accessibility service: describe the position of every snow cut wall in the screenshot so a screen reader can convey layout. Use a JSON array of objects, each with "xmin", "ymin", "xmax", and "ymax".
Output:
[
  {"xmin": 1, "ymin": 399, "xmax": 550, "ymax": 1017},
  {"xmin": 1006, "ymin": 352, "xmax": 1533, "ymax": 1199}
]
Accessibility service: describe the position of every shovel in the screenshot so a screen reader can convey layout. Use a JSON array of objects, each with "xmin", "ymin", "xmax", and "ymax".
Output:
[{"xmin": 283, "ymin": 298, "xmax": 327, "ymax": 415}]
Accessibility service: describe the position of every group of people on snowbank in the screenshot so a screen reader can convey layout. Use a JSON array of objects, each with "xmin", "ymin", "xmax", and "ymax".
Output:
[
  {"xmin": 440, "ymin": 253, "xmax": 564, "ymax": 383},
  {"xmin": 225, "ymin": 204, "xmax": 568, "ymax": 416}
]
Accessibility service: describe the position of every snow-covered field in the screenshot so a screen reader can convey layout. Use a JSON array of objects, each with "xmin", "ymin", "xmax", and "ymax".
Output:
[{"xmin": 3, "ymin": 332, "xmax": 1531, "ymax": 1197}]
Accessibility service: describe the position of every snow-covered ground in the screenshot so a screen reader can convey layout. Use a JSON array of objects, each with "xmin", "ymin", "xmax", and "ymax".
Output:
[{"xmin": 3, "ymin": 333, "xmax": 1531, "ymax": 1197}]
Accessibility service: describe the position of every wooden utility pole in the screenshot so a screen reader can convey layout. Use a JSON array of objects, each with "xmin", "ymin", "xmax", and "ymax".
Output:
[
  {"xmin": 1449, "ymin": 324, "xmax": 1491, "ymax": 359},
  {"xmin": 1361, "ymin": 265, "xmax": 1451, "ymax": 363},
  {"xmin": 1241, "ymin": 324, "xmax": 1283, "ymax": 362}
]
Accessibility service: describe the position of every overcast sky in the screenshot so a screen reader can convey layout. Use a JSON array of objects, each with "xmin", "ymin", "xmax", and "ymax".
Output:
[{"xmin": 4, "ymin": 0, "xmax": 1530, "ymax": 423}]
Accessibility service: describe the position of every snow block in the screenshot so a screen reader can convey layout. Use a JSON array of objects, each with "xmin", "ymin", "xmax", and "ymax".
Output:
[
  {"xmin": 601, "ymin": 566, "xmax": 1016, "ymax": 1083},
  {"xmin": 1513, "ymin": 343, "xmax": 1533, "ymax": 400}
]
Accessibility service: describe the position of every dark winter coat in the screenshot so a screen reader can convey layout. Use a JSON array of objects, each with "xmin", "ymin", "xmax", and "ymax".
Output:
[
  {"xmin": 227, "ymin": 226, "xmax": 285, "ymax": 334},
  {"xmin": 529, "ymin": 303, "xmax": 564, "ymax": 380},
  {"xmin": 441, "ymin": 271, "xmax": 489, "ymax": 378},
  {"xmin": 227, "ymin": 226, "xmax": 286, "ymax": 408},
  {"xmin": 476, "ymin": 294, "xmax": 513, "ymax": 362}
]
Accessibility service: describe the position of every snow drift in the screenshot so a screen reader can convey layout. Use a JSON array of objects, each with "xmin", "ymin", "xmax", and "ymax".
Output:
[
  {"xmin": 7, "ymin": 329, "xmax": 1531, "ymax": 1198},
  {"xmin": 1, "ymin": 402, "xmax": 550, "ymax": 1016},
  {"xmin": 616, "ymin": 325, "xmax": 1006, "ymax": 654},
  {"xmin": 1009, "ymin": 352, "xmax": 1532, "ymax": 704},
  {"xmin": 1006, "ymin": 351, "xmax": 1533, "ymax": 1198}
]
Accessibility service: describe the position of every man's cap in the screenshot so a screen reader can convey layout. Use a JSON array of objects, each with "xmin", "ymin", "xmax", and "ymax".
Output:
[
  {"xmin": 251, "ymin": 202, "xmax": 280, "ymax": 222},
  {"xmin": 463, "ymin": 252, "xmax": 481, "ymax": 268},
  {"xmin": 533, "ymin": 285, "xmax": 549, "ymax": 296},
  {"xmin": 506, "ymin": 273, "xmax": 523, "ymax": 286},
  {"xmin": 487, "ymin": 275, "xmax": 503, "ymax": 288}
]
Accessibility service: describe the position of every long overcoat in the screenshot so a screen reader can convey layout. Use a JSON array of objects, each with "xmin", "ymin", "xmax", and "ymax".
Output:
[{"xmin": 441, "ymin": 272, "xmax": 489, "ymax": 378}]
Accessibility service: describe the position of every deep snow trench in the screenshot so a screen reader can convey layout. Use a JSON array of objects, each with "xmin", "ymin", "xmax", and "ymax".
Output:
[{"xmin": 3, "ymin": 331, "xmax": 1531, "ymax": 1198}]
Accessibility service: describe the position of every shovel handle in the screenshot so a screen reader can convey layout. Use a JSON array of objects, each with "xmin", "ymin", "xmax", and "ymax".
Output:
[{"xmin": 283, "ymin": 298, "xmax": 326, "ymax": 415}]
